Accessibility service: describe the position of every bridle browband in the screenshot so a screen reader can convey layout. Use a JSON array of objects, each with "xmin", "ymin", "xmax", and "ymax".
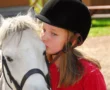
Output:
[{"xmin": 2, "ymin": 55, "xmax": 50, "ymax": 90}]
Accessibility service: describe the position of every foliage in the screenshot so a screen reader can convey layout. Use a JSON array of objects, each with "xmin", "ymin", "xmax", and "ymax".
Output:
[{"xmin": 29, "ymin": 0, "xmax": 48, "ymax": 13}]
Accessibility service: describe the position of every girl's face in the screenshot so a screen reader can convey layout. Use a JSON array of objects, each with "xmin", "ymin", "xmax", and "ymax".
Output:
[{"xmin": 40, "ymin": 23, "xmax": 68, "ymax": 54}]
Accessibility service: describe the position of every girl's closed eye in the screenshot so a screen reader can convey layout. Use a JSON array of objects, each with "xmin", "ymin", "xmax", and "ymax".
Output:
[{"xmin": 51, "ymin": 32, "xmax": 58, "ymax": 36}]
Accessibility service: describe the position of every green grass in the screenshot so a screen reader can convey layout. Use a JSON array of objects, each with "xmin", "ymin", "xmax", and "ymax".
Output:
[
  {"xmin": 92, "ymin": 18, "xmax": 110, "ymax": 27},
  {"xmin": 89, "ymin": 26, "xmax": 110, "ymax": 37},
  {"xmin": 88, "ymin": 18, "xmax": 110, "ymax": 37}
]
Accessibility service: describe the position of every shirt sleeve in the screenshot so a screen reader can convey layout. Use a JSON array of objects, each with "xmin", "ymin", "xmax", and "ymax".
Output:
[{"xmin": 83, "ymin": 68, "xmax": 107, "ymax": 90}]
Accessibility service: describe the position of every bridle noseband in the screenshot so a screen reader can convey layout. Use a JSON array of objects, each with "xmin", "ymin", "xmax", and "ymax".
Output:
[{"xmin": 2, "ymin": 55, "xmax": 50, "ymax": 90}]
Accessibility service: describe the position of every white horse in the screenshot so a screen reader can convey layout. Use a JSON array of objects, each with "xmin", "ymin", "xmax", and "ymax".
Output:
[{"xmin": 0, "ymin": 8, "xmax": 50, "ymax": 90}]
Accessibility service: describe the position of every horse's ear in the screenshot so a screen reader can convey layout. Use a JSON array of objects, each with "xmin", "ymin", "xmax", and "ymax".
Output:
[
  {"xmin": 0, "ymin": 14, "xmax": 4, "ymax": 26},
  {"xmin": 27, "ymin": 7, "xmax": 36, "ymax": 18},
  {"xmin": 17, "ymin": 12, "xmax": 22, "ymax": 16}
]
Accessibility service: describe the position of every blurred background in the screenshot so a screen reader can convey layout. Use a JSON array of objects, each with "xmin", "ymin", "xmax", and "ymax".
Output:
[{"xmin": 0, "ymin": 0, "xmax": 110, "ymax": 90}]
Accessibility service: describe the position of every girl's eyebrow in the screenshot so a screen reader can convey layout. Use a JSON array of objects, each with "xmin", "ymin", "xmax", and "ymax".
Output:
[
  {"xmin": 51, "ymin": 27, "xmax": 61, "ymax": 32},
  {"xmin": 51, "ymin": 28, "xmax": 57, "ymax": 31}
]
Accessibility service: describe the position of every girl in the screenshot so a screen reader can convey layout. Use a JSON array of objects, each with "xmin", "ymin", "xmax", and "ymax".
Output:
[{"xmin": 36, "ymin": 0, "xmax": 107, "ymax": 90}]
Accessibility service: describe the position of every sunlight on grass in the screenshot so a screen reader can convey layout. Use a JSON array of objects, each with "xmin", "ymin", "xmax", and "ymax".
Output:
[
  {"xmin": 88, "ymin": 18, "xmax": 110, "ymax": 37},
  {"xmin": 92, "ymin": 18, "xmax": 110, "ymax": 27},
  {"xmin": 89, "ymin": 26, "xmax": 110, "ymax": 37}
]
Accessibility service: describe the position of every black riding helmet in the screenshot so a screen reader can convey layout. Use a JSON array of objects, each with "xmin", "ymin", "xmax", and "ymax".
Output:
[{"xmin": 36, "ymin": 0, "xmax": 91, "ymax": 42}]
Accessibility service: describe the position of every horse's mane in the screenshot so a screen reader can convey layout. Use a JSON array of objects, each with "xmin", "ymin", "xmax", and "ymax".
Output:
[{"xmin": 0, "ymin": 13, "xmax": 40, "ymax": 46}]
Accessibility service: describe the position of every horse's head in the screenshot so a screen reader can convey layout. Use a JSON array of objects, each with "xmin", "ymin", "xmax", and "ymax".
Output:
[{"xmin": 0, "ymin": 8, "xmax": 49, "ymax": 90}]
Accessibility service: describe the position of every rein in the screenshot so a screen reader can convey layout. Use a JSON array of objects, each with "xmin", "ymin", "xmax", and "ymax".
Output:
[{"xmin": 2, "ymin": 55, "xmax": 50, "ymax": 90}]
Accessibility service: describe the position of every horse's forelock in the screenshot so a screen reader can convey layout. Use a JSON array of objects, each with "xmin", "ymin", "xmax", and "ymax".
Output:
[{"xmin": 0, "ymin": 14, "xmax": 41, "ymax": 46}]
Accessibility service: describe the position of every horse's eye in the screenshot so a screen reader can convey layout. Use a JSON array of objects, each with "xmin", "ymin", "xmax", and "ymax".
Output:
[{"xmin": 6, "ymin": 56, "xmax": 13, "ymax": 62}]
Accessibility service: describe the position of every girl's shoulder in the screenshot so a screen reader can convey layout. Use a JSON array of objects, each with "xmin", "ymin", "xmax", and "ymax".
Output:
[
  {"xmin": 78, "ymin": 58, "xmax": 107, "ymax": 90},
  {"xmin": 78, "ymin": 58, "xmax": 99, "ymax": 74}
]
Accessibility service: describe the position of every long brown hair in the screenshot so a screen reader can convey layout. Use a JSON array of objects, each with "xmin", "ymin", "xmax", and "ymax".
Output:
[{"xmin": 47, "ymin": 31, "xmax": 101, "ymax": 87}]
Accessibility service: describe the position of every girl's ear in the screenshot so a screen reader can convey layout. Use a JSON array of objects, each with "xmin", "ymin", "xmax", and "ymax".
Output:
[{"xmin": 71, "ymin": 33, "xmax": 83, "ymax": 47}]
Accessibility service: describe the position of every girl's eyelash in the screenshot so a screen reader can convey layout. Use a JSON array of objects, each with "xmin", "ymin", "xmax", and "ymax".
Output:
[
  {"xmin": 51, "ymin": 32, "xmax": 57, "ymax": 36},
  {"xmin": 42, "ymin": 28, "xmax": 57, "ymax": 36}
]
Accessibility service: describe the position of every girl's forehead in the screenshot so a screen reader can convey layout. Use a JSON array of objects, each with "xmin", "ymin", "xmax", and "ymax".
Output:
[{"xmin": 43, "ymin": 23, "xmax": 68, "ymax": 33}]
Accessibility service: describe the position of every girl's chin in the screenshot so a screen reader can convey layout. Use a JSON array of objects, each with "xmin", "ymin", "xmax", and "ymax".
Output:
[
  {"xmin": 46, "ymin": 51, "xmax": 54, "ymax": 55},
  {"xmin": 46, "ymin": 50, "xmax": 59, "ymax": 55}
]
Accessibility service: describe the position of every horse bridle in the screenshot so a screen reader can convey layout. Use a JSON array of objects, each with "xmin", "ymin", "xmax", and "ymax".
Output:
[{"xmin": 2, "ymin": 55, "xmax": 50, "ymax": 90}]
